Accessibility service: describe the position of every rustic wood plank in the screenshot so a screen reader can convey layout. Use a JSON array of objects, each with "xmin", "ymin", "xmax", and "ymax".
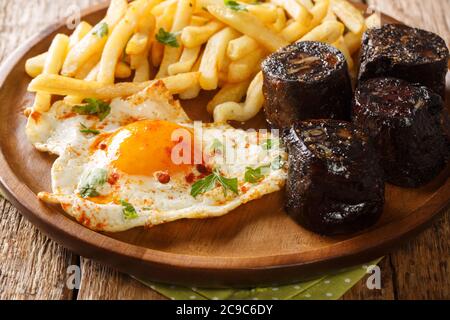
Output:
[
  {"xmin": 0, "ymin": 0, "xmax": 101, "ymax": 300},
  {"xmin": 344, "ymin": 0, "xmax": 450, "ymax": 300},
  {"xmin": 77, "ymin": 258, "xmax": 166, "ymax": 300}
]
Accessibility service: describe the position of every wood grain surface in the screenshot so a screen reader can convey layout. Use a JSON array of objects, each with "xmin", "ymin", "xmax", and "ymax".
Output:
[{"xmin": 0, "ymin": 0, "xmax": 448, "ymax": 300}]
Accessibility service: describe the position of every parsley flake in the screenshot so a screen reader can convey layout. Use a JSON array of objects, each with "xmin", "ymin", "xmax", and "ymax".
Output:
[
  {"xmin": 120, "ymin": 200, "xmax": 139, "ymax": 220},
  {"xmin": 191, "ymin": 170, "xmax": 238, "ymax": 198},
  {"xmin": 224, "ymin": 0, "xmax": 248, "ymax": 11},
  {"xmin": 245, "ymin": 165, "xmax": 270, "ymax": 183},
  {"xmin": 73, "ymin": 98, "xmax": 111, "ymax": 121},
  {"xmin": 79, "ymin": 168, "xmax": 107, "ymax": 198},
  {"xmin": 155, "ymin": 28, "xmax": 180, "ymax": 47},
  {"xmin": 80, "ymin": 123, "xmax": 100, "ymax": 135},
  {"xmin": 93, "ymin": 22, "xmax": 109, "ymax": 38}
]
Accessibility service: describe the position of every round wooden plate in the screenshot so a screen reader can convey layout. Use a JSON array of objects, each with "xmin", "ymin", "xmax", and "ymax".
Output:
[{"xmin": 0, "ymin": 2, "xmax": 449, "ymax": 287}]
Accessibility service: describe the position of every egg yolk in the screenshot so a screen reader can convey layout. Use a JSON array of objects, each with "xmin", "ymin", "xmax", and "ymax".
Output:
[{"xmin": 105, "ymin": 120, "xmax": 196, "ymax": 176}]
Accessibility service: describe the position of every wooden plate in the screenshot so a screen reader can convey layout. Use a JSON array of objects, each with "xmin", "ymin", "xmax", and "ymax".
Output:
[{"xmin": 0, "ymin": 2, "xmax": 449, "ymax": 287}]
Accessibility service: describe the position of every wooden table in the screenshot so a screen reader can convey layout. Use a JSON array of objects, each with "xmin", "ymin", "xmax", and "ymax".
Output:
[{"xmin": 0, "ymin": 0, "xmax": 448, "ymax": 300}]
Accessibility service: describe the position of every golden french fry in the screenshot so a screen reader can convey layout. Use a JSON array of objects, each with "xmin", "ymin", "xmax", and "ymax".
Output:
[
  {"xmin": 32, "ymin": 34, "xmax": 70, "ymax": 112},
  {"xmin": 156, "ymin": 0, "xmax": 194, "ymax": 78},
  {"xmin": 227, "ymin": 35, "xmax": 259, "ymax": 61},
  {"xmin": 126, "ymin": 14, "xmax": 156, "ymax": 56},
  {"xmin": 61, "ymin": 0, "xmax": 128, "ymax": 77},
  {"xmin": 179, "ymin": 52, "xmax": 202, "ymax": 99},
  {"xmin": 132, "ymin": 55, "xmax": 151, "ymax": 82},
  {"xmin": 331, "ymin": 0, "xmax": 365, "ymax": 34},
  {"xmin": 246, "ymin": 3, "xmax": 278, "ymax": 24},
  {"xmin": 228, "ymin": 48, "xmax": 263, "ymax": 83},
  {"xmin": 297, "ymin": 0, "xmax": 314, "ymax": 10},
  {"xmin": 199, "ymin": 27, "xmax": 240, "ymax": 90},
  {"xmin": 25, "ymin": 53, "xmax": 47, "ymax": 78},
  {"xmin": 299, "ymin": 20, "xmax": 344, "ymax": 44},
  {"xmin": 365, "ymin": 12, "xmax": 382, "ymax": 29},
  {"xmin": 271, "ymin": 0, "xmax": 312, "ymax": 23},
  {"xmin": 69, "ymin": 21, "xmax": 93, "ymax": 49},
  {"xmin": 280, "ymin": 20, "xmax": 310, "ymax": 42},
  {"xmin": 168, "ymin": 46, "xmax": 201, "ymax": 75},
  {"xmin": 207, "ymin": 80, "xmax": 250, "ymax": 113},
  {"xmin": 213, "ymin": 72, "xmax": 264, "ymax": 122},
  {"xmin": 74, "ymin": 53, "xmax": 101, "ymax": 79},
  {"xmin": 151, "ymin": 0, "xmax": 176, "ymax": 16},
  {"xmin": 115, "ymin": 61, "xmax": 132, "ymax": 78},
  {"xmin": 344, "ymin": 29, "xmax": 364, "ymax": 55},
  {"xmin": 152, "ymin": 2, "xmax": 178, "ymax": 67},
  {"xmin": 310, "ymin": 0, "xmax": 330, "ymax": 27},
  {"xmin": 25, "ymin": 21, "xmax": 93, "ymax": 78},
  {"xmin": 28, "ymin": 72, "xmax": 201, "ymax": 99},
  {"xmin": 207, "ymin": 5, "xmax": 288, "ymax": 52},
  {"xmin": 85, "ymin": 63, "xmax": 100, "ymax": 81},
  {"xmin": 98, "ymin": 0, "xmax": 157, "ymax": 84},
  {"xmin": 181, "ymin": 20, "xmax": 224, "ymax": 48},
  {"xmin": 271, "ymin": 7, "xmax": 287, "ymax": 32},
  {"xmin": 190, "ymin": 15, "xmax": 210, "ymax": 26}
]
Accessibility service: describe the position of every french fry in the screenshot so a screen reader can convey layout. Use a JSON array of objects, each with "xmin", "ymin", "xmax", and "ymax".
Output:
[
  {"xmin": 85, "ymin": 63, "xmax": 100, "ymax": 81},
  {"xmin": 28, "ymin": 72, "xmax": 201, "ymax": 99},
  {"xmin": 310, "ymin": 0, "xmax": 330, "ymax": 27},
  {"xmin": 331, "ymin": 0, "xmax": 365, "ymax": 34},
  {"xmin": 132, "ymin": 55, "xmax": 151, "ymax": 82},
  {"xmin": 98, "ymin": 0, "xmax": 157, "ymax": 84},
  {"xmin": 227, "ymin": 35, "xmax": 259, "ymax": 61},
  {"xmin": 25, "ymin": 21, "xmax": 93, "ymax": 78},
  {"xmin": 271, "ymin": 0, "xmax": 312, "ymax": 24},
  {"xmin": 365, "ymin": 12, "xmax": 382, "ymax": 29},
  {"xmin": 246, "ymin": 3, "xmax": 278, "ymax": 24},
  {"xmin": 298, "ymin": 20, "xmax": 344, "ymax": 44},
  {"xmin": 280, "ymin": 20, "xmax": 310, "ymax": 42},
  {"xmin": 190, "ymin": 15, "xmax": 210, "ymax": 26},
  {"xmin": 213, "ymin": 72, "xmax": 264, "ymax": 122},
  {"xmin": 126, "ymin": 12, "xmax": 156, "ymax": 56},
  {"xmin": 115, "ymin": 61, "xmax": 132, "ymax": 79},
  {"xmin": 199, "ymin": 27, "xmax": 240, "ymax": 90},
  {"xmin": 207, "ymin": 80, "xmax": 250, "ymax": 113},
  {"xmin": 271, "ymin": 7, "xmax": 287, "ymax": 32},
  {"xmin": 168, "ymin": 46, "xmax": 201, "ymax": 75},
  {"xmin": 181, "ymin": 20, "xmax": 224, "ymax": 48},
  {"xmin": 228, "ymin": 48, "xmax": 263, "ymax": 83},
  {"xmin": 25, "ymin": 53, "xmax": 47, "ymax": 78},
  {"xmin": 73, "ymin": 53, "xmax": 100, "ymax": 79},
  {"xmin": 151, "ymin": 0, "xmax": 176, "ymax": 16},
  {"xmin": 344, "ymin": 29, "xmax": 364, "ymax": 55},
  {"xmin": 297, "ymin": 0, "xmax": 314, "ymax": 10},
  {"xmin": 32, "ymin": 34, "xmax": 70, "ymax": 112},
  {"xmin": 207, "ymin": 5, "xmax": 288, "ymax": 52},
  {"xmin": 68, "ymin": 21, "xmax": 93, "ymax": 49},
  {"xmin": 61, "ymin": 0, "xmax": 128, "ymax": 77},
  {"xmin": 156, "ymin": 0, "xmax": 194, "ymax": 78},
  {"xmin": 179, "ymin": 52, "xmax": 202, "ymax": 99}
]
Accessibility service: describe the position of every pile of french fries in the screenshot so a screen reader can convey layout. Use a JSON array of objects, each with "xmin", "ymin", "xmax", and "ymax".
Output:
[{"xmin": 26, "ymin": 0, "xmax": 381, "ymax": 122}]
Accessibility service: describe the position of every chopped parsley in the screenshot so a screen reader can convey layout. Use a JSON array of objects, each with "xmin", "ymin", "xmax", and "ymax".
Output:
[
  {"xmin": 93, "ymin": 22, "xmax": 109, "ymax": 38},
  {"xmin": 120, "ymin": 200, "xmax": 139, "ymax": 220},
  {"xmin": 191, "ymin": 169, "xmax": 238, "ymax": 198},
  {"xmin": 79, "ymin": 168, "xmax": 107, "ymax": 198},
  {"xmin": 245, "ymin": 165, "xmax": 269, "ymax": 183},
  {"xmin": 224, "ymin": 0, "xmax": 248, "ymax": 11},
  {"xmin": 79, "ymin": 123, "xmax": 100, "ymax": 135},
  {"xmin": 155, "ymin": 28, "xmax": 180, "ymax": 47},
  {"xmin": 73, "ymin": 98, "xmax": 111, "ymax": 121},
  {"xmin": 261, "ymin": 139, "xmax": 274, "ymax": 150}
]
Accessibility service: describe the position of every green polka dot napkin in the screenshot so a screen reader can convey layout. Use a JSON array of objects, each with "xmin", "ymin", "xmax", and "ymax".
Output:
[{"xmin": 135, "ymin": 258, "xmax": 382, "ymax": 300}]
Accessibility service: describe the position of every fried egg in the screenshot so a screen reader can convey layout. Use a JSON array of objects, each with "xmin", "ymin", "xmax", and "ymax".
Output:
[{"xmin": 31, "ymin": 82, "xmax": 287, "ymax": 232}]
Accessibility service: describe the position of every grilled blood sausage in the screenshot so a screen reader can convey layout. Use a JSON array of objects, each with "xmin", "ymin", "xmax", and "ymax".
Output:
[
  {"xmin": 283, "ymin": 120, "xmax": 385, "ymax": 236},
  {"xmin": 262, "ymin": 41, "xmax": 352, "ymax": 128},
  {"xmin": 359, "ymin": 24, "xmax": 449, "ymax": 98},
  {"xmin": 353, "ymin": 77, "xmax": 450, "ymax": 188}
]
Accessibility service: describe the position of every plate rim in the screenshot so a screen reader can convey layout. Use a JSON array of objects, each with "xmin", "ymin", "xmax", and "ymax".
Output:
[{"xmin": 0, "ymin": 1, "xmax": 449, "ymax": 286}]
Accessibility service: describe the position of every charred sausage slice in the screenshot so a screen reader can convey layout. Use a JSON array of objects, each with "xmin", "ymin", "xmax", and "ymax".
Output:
[
  {"xmin": 262, "ymin": 41, "xmax": 352, "ymax": 129},
  {"xmin": 359, "ymin": 24, "xmax": 449, "ymax": 98},
  {"xmin": 283, "ymin": 120, "xmax": 385, "ymax": 236},
  {"xmin": 353, "ymin": 77, "xmax": 450, "ymax": 188}
]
